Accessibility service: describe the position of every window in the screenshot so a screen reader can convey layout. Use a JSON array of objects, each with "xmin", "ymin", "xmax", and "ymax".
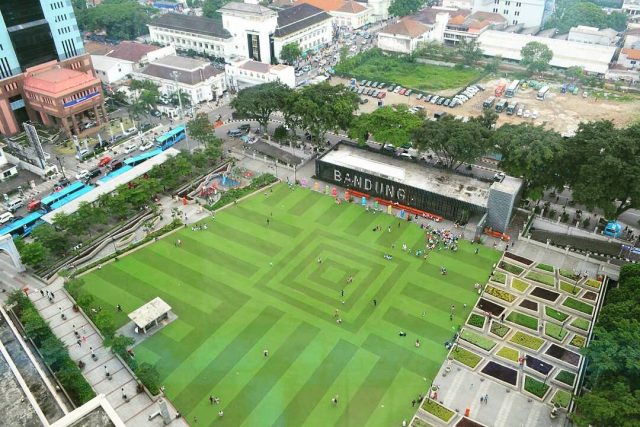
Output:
[
  {"xmin": 514, "ymin": 11, "xmax": 520, "ymax": 15},
  {"xmin": 505, "ymin": 1, "xmax": 510, "ymax": 5},
  {"xmin": 503, "ymin": 9, "xmax": 509, "ymax": 14},
  {"xmin": 492, "ymin": 7, "xmax": 498, "ymax": 12},
  {"xmin": 516, "ymin": 2, "xmax": 521, "ymax": 5}
]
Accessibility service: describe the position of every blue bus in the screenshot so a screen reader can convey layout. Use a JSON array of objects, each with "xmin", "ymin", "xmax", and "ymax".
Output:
[
  {"xmin": 41, "ymin": 181, "xmax": 87, "ymax": 211},
  {"xmin": 48, "ymin": 185, "xmax": 95, "ymax": 211},
  {"xmin": 97, "ymin": 165, "xmax": 134, "ymax": 185},
  {"xmin": 0, "ymin": 212, "xmax": 44, "ymax": 238},
  {"xmin": 155, "ymin": 126, "xmax": 186, "ymax": 150},
  {"xmin": 124, "ymin": 148, "xmax": 162, "ymax": 167}
]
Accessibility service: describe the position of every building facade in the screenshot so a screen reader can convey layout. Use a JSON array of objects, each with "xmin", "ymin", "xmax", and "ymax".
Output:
[
  {"xmin": 133, "ymin": 55, "xmax": 226, "ymax": 104},
  {"xmin": 377, "ymin": 18, "xmax": 434, "ymax": 54},
  {"xmin": 472, "ymin": 0, "xmax": 548, "ymax": 27},
  {"xmin": 619, "ymin": 48, "xmax": 640, "ymax": 69},
  {"xmin": 91, "ymin": 55, "xmax": 134, "ymax": 84},
  {"xmin": 225, "ymin": 58, "xmax": 295, "ymax": 88},
  {"xmin": 567, "ymin": 26, "xmax": 617, "ymax": 46},
  {"xmin": 220, "ymin": 2, "xmax": 279, "ymax": 63},
  {"xmin": 273, "ymin": 4, "xmax": 334, "ymax": 58}
]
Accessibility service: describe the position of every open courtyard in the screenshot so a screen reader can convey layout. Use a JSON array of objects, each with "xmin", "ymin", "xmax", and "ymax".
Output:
[{"xmin": 78, "ymin": 183, "xmax": 501, "ymax": 426}]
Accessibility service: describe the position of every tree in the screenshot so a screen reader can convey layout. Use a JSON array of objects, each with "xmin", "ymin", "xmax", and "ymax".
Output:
[
  {"xmin": 414, "ymin": 41, "xmax": 446, "ymax": 59},
  {"xmin": 202, "ymin": 0, "xmax": 230, "ymax": 20},
  {"xmin": 187, "ymin": 113, "xmax": 215, "ymax": 146},
  {"xmin": 563, "ymin": 120, "xmax": 640, "ymax": 218},
  {"xmin": 279, "ymin": 43, "xmax": 302, "ymax": 64},
  {"xmin": 18, "ymin": 241, "xmax": 47, "ymax": 268},
  {"xmin": 564, "ymin": 66, "xmax": 584, "ymax": 81},
  {"xmin": 31, "ymin": 224, "xmax": 70, "ymax": 257},
  {"xmin": 295, "ymin": 83, "xmax": 359, "ymax": 143},
  {"xmin": 388, "ymin": 0, "xmax": 424, "ymax": 17},
  {"xmin": 75, "ymin": 0, "xmax": 155, "ymax": 40},
  {"xmin": 520, "ymin": 41, "xmax": 553, "ymax": 74},
  {"xmin": 412, "ymin": 116, "xmax": 490, "ymax": 170},
  {"xmin": 129, "ymin": 80, "xmax": 160, "ymax": 119},
  {"xmin": 457, "ymin": 39, "xmax": 483, "ymax": 66},
  {"xmin": 231, "ymin": 82, "xmax": 291, "ymax": 131},
  {"xmin": 484, "ymin": 55, "xmax": 502, "ymax": 73},
  {"xmin": 492, "ymin": 123, "xmax": 565, "ymax": 200},
  {"xmin": 348, "ymin": 105, "xmax": 423, "ymax": 146}
]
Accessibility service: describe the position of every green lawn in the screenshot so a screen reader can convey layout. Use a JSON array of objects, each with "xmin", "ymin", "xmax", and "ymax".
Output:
[
  {"xmin": 335, "ymin": 48, "xmax": 483, "ymax": 92},
  {"xmin": 78, "ymin": 184, "xmax": 500, "ymax": 427}
]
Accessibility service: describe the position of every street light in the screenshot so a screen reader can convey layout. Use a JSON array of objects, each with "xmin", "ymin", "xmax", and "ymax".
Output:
[{"xmin": 56, "ymin": 156, "xmax": 66, "ymax": 178}]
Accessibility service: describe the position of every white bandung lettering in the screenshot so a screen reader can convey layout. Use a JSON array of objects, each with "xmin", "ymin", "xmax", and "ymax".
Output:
[
  {"xmin": 353, "ymin": 175, "xmax": 362, "ymax": 188},
  {"xmin": 385, "ymin": 184, "xmax": 394, "ymax": 199},
  {"xmin": 334, "ymin": 169, "xmax": 342, "ymax": 182},
  {"xmin": 397, "ymin": 188, "xmax": 406, "ymax": 201},
  {"xmin": 364, "ymin": 179, "xmax": 372, "ymax": 191}
]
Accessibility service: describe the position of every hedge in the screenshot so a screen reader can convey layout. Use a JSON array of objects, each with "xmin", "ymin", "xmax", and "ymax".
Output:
[
  {"xmin": 490, "ymin": 321, "xmax": 510, "ymax": 338},
  {"xmin": 545, "ymin": 322, "xmax": 568, "ymax": 341},
  {"xmin": 545, "ymin": 306, "xmax": 569, "ymax": 322},
  {"xmin": 499, "ymin": 262, "xmax": 524, "ymax": 275},
  {"xmin": 562, "ymin": 297, "xmax": 594, "ymax": 315},
  {"xmin": 555, "ymin": 370, "xmax": 576, "ymax": 386},
  {"xmin": 509, "ymin": 331, "xmax": 545, "ymax": 351},
  {"xmin": 506, "ymin": 311, "xmax": 539, "ymax": 330},
  {"xmin": 7, "ymin": 291, "xmax": 95, "ymax": 406},
  {"xmin": 205, "ymin": 173, "xmax": 277, "ymax": 210},
  {"xmin": 467, "ymin": 313, "xmax": 486, "ymax": 328},
  {"xmin": 511, "ymin": 278, "xmax": 529, "ymax": 292},
  {"xmin": 460, "ymin": 329, "xmax": 496, "ymax": 351},
  {"xmin": 421, "ymin": 399, "xmax": 455, "ymax": 422},
  {"xmin": 451, "ymin": 346, "xmax": 482, "ymax": 368},
  {"xmin": 536, "ymin": 263, "xmax": 554, "ymax": 272},
  {"xmin": 485, "ymin": 285, "xmax": 517, "ymax": 303},
  {"xmin": 526, "ymin": 271, "xmax": 555, "ymax": 287},
  {"xmin": 524, "ymin": 375, "xmax": 550, "ymax": 398}
]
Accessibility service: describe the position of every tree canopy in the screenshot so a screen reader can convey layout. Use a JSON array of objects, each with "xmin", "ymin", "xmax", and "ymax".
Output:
[
  {"xmin": 457, "ymin": 39, "xmax": 483, "ymax": 66},
  {"xmin": 202, "ymin": 0, "xmax": 231, "ymax": 19},
  {"xmin": 545, "ymin": 0, "xmax": 627, "ymax": 33},
  {"xmin": 230, "ymin": 82, "xmax": 290, "ymax": 131},
  {"xmin": 348, "ymin": 105, "xmax": 423, "ymax": 147},
  {"xmin": 75, "ymin": 0, "xmax": 155, "ymax": 40},
  {"xmin": 388, "ymin": 0, "xmax": 424, "ymax": 17},
  {"xmin": 279, "ymin": 43, "xmax": 302, "ymax": 64},
  {"xmin": 520, "ymin": 41, "xmax": 553, "ymax": 74}
]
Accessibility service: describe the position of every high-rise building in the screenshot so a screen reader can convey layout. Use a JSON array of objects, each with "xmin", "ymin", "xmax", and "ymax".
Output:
[{"xmin": 0, "ymin": 1, "xmax": 106, "ymax": 137}]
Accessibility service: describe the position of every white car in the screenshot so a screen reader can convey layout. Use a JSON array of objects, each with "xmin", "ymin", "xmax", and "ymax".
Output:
[
  {"xmin": 531, "ymin": 110, "xmax": 539, "ymax": 119},
  {"xmin": 75, "ymin": 169, "xmax": 90, "ymax": 180},
  {"xmin": 123, "ymin": 143, "xmax": 137, "ymax": 154},
  {"xmin": 125, "ymin": 126, "xmax": 138, "ymax": 135},
  {"xmin": 523, "ymin": 110, "xmax": 531, "ymax": 118},
  {"xmin": 139, "ymin": 141, "xmax": 154, "ymax": 151}
]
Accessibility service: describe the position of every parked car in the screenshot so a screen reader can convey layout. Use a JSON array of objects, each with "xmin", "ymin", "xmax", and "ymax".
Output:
[
  {"xmin": 227, "ymin": 129, "xmax": 244, "ymax": 137},
  {"xmin": 399, "ymin": 88, "xmax": 406, "ymax": 95},
  {"xmin": 27, "ymin": 200, "xmax": 41, "ymax": 212},
  {"xmin": 151, "ymin": 110, "xmax": 162, "ymax": 117},
  {"xmin": 98, "ymin": 156, "xmax": 112, "ymax": 167},
  {"xmin": 86, "ymin": 168, "xmax": 102, "ymax": 181},
  {"xmin": 75, "ymin": 169, "xmax": 90, "ymax": 180},
  {"xmin": 0, "ymin": 211, "xmax": 14, "ymax": 225},
  {"xmin": 123, "ymin": 143, "xmax": 137, "ymax": 154},
  {"xmin": 424, "ymin": 95, "xmax": 432, "ymax": 102},
  {"xmin": 405, "ymin": 89, "xmax": 412, "ymax": 97},
  {"xmin": 139, "ymin": 141, "xmax": 154, "ymax": 151},
  {"xmin": 108, "ymin": 159, "xmax": 124, "ymax": 171},
  {"xmin": 5, "ymin": 198, "xmax": 23, "ymax": 213},
  {"xmin": 125, "ymin": 126, "xmax": 137, "ymax": 135},
  {"xmin": 239, "ymin": 124, "xmax": 251, "ymax": 132},
  {"xmin": 377, "ymin": 91, "xmax": 386, "ymax": 99}
]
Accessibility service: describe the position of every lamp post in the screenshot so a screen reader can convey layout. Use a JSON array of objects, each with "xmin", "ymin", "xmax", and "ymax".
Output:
[
  {"xmin": 171, "ymin": 70, "xmax": 191, "ymax": 152},
  {"xmin": 56, "ymin": 156, "xmax": 66, "ymax": 179}
]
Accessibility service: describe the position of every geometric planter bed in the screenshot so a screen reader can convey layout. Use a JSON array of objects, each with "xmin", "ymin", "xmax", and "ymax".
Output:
[
  {"xmin": 518, "ymin": 299, "xmax": 538, "ymax": 313},
  {"xmin": 525, "ymin": 355, "xmax": 554, "ymax": 375},
  {"xmin": 523, "ymin": 375, "xmax": 551, "ymax": 400},
  {"xmin": 460, "ymin": 329, "xmax": 497, "ymax": 352},
  {"xmin": 504, "ymin": 252, "xmax": 533, "ymax": 265},
  {"xmin": 476, "ymin": 298, "xmax": 505, "ymax": 317},
  {"xmin": 496, "ymin": 346, "xmax": 520, "ymax": 363},
  {"xmin": 568, "ymin": 334, "xmax": 586, "ymax": 348},
  {"xmin": 544, "ymin": 322, "xmax": 569, "ymax": 342},
  {"xmin": 489, "ymin": 321, "xmax": 511, "ymax": 338},
  {"xmin": 411, "ymin": 417, "xmax": 435, "ymax": 427},
  {"xmin": 545, "ymin": 306, "xmax": 570, "ymax": 322},
  {"xmin": 421, "ymin": 399, "xmax": 455, "ymax": 424},
  {"xmin": 466, "ymin": 313, "xmax": 486, "ymax": 329},
  {"xmin": 558, "ymin": 269, "xmax": 580, "ymax": 281},
  {"xmin": 545, "ymin": 344, "xmax": 581, "ymax": 367},
  {"xmin": 509, "ymin": 331, "xmax": 545, "ymax": 351},
  {"xmin": 562, "ymin": 297, "xmax": 594, "ymax": 316},
  {"xmin": 535, "ymin": 263, "xmax": 555, "ymax": 273},
  {"xmin": 554, "ymin": 370, "xmax": 577, "ymax": 388},
  {"xmin": 492, "ymin": 271, "xmax": 507, "ymax": 285},
  {"xmin": 511, "ymin": 278, "xmax": 530, "ymax": 293},
  {"xmin": 485, "ymin": 285, "xmax": 517, "ymax": 303},
  {"xmin": 584, "ymin": 278, "xmax": 602, "ymax": 289},
  {"xmin": 570, "ymin": 317, "xmax": 590, "ymax": 332},
  {"xmin": 582, "ymin": 291, "xmax": 597, "ymax": 301},
  {"xmin": 481, "ymin": 360, "xmax": 519, "ymax": 386},
  {"xmin": 559, "ymin": 281, "xmax": 580, "ymax": 295},
  {"xmin": 499, "ymin": 261, "xmax": 525, "ymax": 276},
  {"xmin": 506, "ymin": 311, "xmax": 539, "ymax": 331},
  {"xmin": 551, "ymin": 389, "xmax": 572, "ymax": 409},
  {"xmin": 530, "ymin": 287, "xmax": 560, "ymax": 303},
  {"xmin": 456, "ymin": 417, "xmax": 488, "ymax": 427},
  {"xmin": 450, "ymin": 346, "xmax": 483, "ymax": 369},
  {"xmin": 526, "ymin": 271, "xmax": 556, "ymax": 287}
]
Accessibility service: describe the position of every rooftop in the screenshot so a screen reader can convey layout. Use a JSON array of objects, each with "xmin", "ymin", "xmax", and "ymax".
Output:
[
  {"xmin": 105, "ymin": 41, "xmax": 160, "ymax": 63},
  {"xmin": 219, "ymin": 2, "xmax": 277, "ymax": 16},
  {"xmin": 149, "ymin": 13, "xmax": 231, "ymax": 39},
  {"xmin": 295, "ymin": 0, "xmax": 366, "ymax": 13},
  {"xmin": 23, "ymin": 67, "xmax": 100, "ymax": 96},
  {"xmin": 139, "ymin": 55, "xmax": 223, "ymax": 85},
  {"xmin": 91, "ymin": 55, "xmax": 134, "ymax": 70},
  {"xmin": 379, "ymin": 18, "xmax": 430, "ymax": 38},
  {"xmin": 275, "ymin": 3, "xmax": 332, "ymax": 37},
  {"xmin": 239, "ymin": 60, "xmax": 271, "ymax": 73},
  {"xmin": 128, "ymin": 297, "xmax": 172, "ymax": 329},
  {"xmin": 320, "ymin": 144, "xmax": 492, "ymax": 207},
  {"xmin": 570, "ymin": 25, "xmax": 618, "ymax": 37},
  {"xmin": 413, "ymin": 7, "xmax": 468, "ymax": 25},
  {"xmin": 622, "ymin": 48, "xmax": 640, "ymax": 60}
]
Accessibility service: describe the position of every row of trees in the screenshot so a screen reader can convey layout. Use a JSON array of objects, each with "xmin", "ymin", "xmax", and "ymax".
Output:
[
  {"xmin": 18, "ymin": 118, "xmax": 223, "ymax": 269},
  {"xmin": 545, "ymin": 0, "xmax": 627, "ymax": 33},
  {"xmin": 74, "ymin": 0, "xmax": 155, "ymax": 41},
  {"xmin": 573, "ymin": 264, "xmax": 640, "ymax": 426},
  {"xmin": 230, "ymin": 81, "xmax": 359, "ymax": 143},
  {"xmin": 348, "ymin": 106, "xmax": 639, "ymax": 218}
]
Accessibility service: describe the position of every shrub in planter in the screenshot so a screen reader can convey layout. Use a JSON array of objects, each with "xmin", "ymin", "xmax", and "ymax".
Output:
[
  {"xmin": 467, "ymin": 313, "xmax": 485, "ymax": 328},
  {"xmin": 524, "ymin": 375, "xmax": 550, "ymax": 398},
  {"xmin": 569, "ymin": 334, "xmax": 586, "ymax": 347},
  {"xmin": 490, "ymin": 321, "xmax": 510, "ymax": 338},
  {"xmin": 545, "ymin": 306, "xmax": 569, "ymax": 322},
  {"xmin": 485, "ymin": 285, "xmax": 517, "ymax": 303},
  {"xmin": 421, "ymin": 399, "xmax": 454, "ymax": 422},
  {"xmin": 492, "ymin": 271, "xmax": 506, "ymax": 284},
  {"xmin": 555, "ymin": 370, "xmax": 576, "ymax": 386},
  {"xmin": 135, "ymin": 363, "xmax": 160, "ymax": 395},
  {"xmin": 584, "ymin": 278, "xmax": 602, "ymax": 289},
  {"xmin": 562, "ymin": 297, "xmax": 594, "ymax": 315},
  {"xmin": 552, "ymin": 389, "xmax": 571, "ymax": 408},
  {"xmin": 536, "ymin": 263, "xmax": 554, "ymax": 272},
  {"xmin": 506, "ymin": 311, "xmax": 538, "ymax": 330},
  {"xmin": 559, "ymin": 269, "xmax": 580, "ymax": 281},
  {"xmin": 450, "ymin": 346, "xmax": 482, "ymax": 369},
  {"xmin": 560, "ymin": 281, "xmax": 580, "ymax": 295}
]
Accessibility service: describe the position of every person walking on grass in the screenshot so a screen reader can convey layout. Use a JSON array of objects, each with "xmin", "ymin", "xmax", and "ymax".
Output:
[
  {"xmin": 263, "ymin": 349, "xmax": 269, "ymax": 358},
  {"xmin": 209, "ymin": 395, "xmax": 214, "ymax": 405}
]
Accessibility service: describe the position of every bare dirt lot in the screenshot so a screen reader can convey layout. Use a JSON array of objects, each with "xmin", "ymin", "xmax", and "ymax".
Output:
[{"xmin": 333, "ymin": 76, "xmax": 640, "ymax": 135}]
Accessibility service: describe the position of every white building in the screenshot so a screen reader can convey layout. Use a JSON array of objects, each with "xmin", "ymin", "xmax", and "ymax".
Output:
[
  {"xmin": 0, "ymin": 146, "xmax": 17, "ymax": 181},
  {"xmin": 225, "ymin": 58, "xmax": 296, "ymax": 89},
  {"xmin": 220, "ymin": 2, "xmax": 280, "ymax": 63},
  {"xmin": 133, "ymin": 55, "xmax": 226, "ymax": 104},
  {"xmin": 377, "ymin": 18, "xmax": 436, "ymax": 53},
  {"xmin": 148, "ymin": 13, "xmax": 232, "ymax": 59},
  {"xmin": 622, "ymin": 0, "xmax": 640, "ymax": 18},
  {"xmin": 567, "ymin": 26, "xmax": 618, "ymax": 46},
  {"xmin": 619, "ymin": 48, "xmax": 640, "ymax": 69},
  {"xmin": 477, "ymin": 30, "xmax": 616, "ymax": 74},
  {"xmin": 472, "ymin": 0, "xmax": 547, "ymax": 27},
  {"xmin": 273, "ymin": 4, "xmax": 334, "ymax": 58},
  {"xmin": 443, "ymin": 11, "xmax": 506, "ymax": 44},
  {"xmin": 295, "ymin": 0, "xmax": 373, "ymax": 29},
  {"xmin": 442, "ymin": 0, "xmax": 473, "ymax": 9},
  {"xmin": 91, "ymin": 55, "xmax": 134, "ymax": 84},
  {"xmin": 104, "ymin": 41, "xmax": 174, "ymax": 68}
]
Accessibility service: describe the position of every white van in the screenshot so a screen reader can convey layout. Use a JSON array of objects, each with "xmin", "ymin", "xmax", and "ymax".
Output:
[
  {"xmin": 0, "ymin": 211, "xmax": 13, "ymax": 224},
  {"xmin": 5, "ymin": 198, "xmax": 23, "ymax": 212}
]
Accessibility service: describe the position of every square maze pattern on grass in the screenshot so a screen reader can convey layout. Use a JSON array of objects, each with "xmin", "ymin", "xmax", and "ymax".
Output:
[{"xmin": 80, "ymin": 184, "xmax": 501, "ymax": 427}]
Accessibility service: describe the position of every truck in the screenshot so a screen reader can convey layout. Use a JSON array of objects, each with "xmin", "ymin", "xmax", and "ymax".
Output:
[
  {"xmin": 495, "ymin": 83, "xmax": 506, "ymax": 97},
  {"xmin": 482, "ymin": 96, "xmax": 496, "ymax": 108},
  {"xmin": 495, "ymin": 99, "xmax": 508, "ymax": 113},
  {"xmin": 506, "ymin": 103, "xmax": 518, "ymax": 115}
]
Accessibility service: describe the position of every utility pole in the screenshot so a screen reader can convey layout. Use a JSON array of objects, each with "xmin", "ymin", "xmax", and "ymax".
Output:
[
  {"xmin": 171, "ymin": 70, "xmax": 191, "ymax": 152},
  {"xmin": 56, "ymin": 156, "xmax": 66, "ymax": 178}
]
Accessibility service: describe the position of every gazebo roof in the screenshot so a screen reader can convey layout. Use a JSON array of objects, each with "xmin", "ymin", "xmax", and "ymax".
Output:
[{"xmin": 128, "ymin": 297, "xmax": 171, "ymax": 328}]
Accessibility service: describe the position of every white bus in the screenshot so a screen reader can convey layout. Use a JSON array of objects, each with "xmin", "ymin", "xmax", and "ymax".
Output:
[
  {"xmin": 505, "ymin": 80, "xmax": 520, "ymax": 98},
  {"xmin": 536, "ymin": 85, "xmax": 550, "ymax": 100}
]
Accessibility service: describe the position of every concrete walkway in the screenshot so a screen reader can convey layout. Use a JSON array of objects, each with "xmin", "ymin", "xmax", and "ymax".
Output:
[{"xmin": 0, "ymin": 256, "xmax": 188, "ymax": 427}]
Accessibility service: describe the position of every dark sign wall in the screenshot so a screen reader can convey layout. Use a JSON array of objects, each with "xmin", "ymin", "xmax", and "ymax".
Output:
[{"xmin": 316, "ymin": 160, "xmax": 486, "ymax": 220}]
